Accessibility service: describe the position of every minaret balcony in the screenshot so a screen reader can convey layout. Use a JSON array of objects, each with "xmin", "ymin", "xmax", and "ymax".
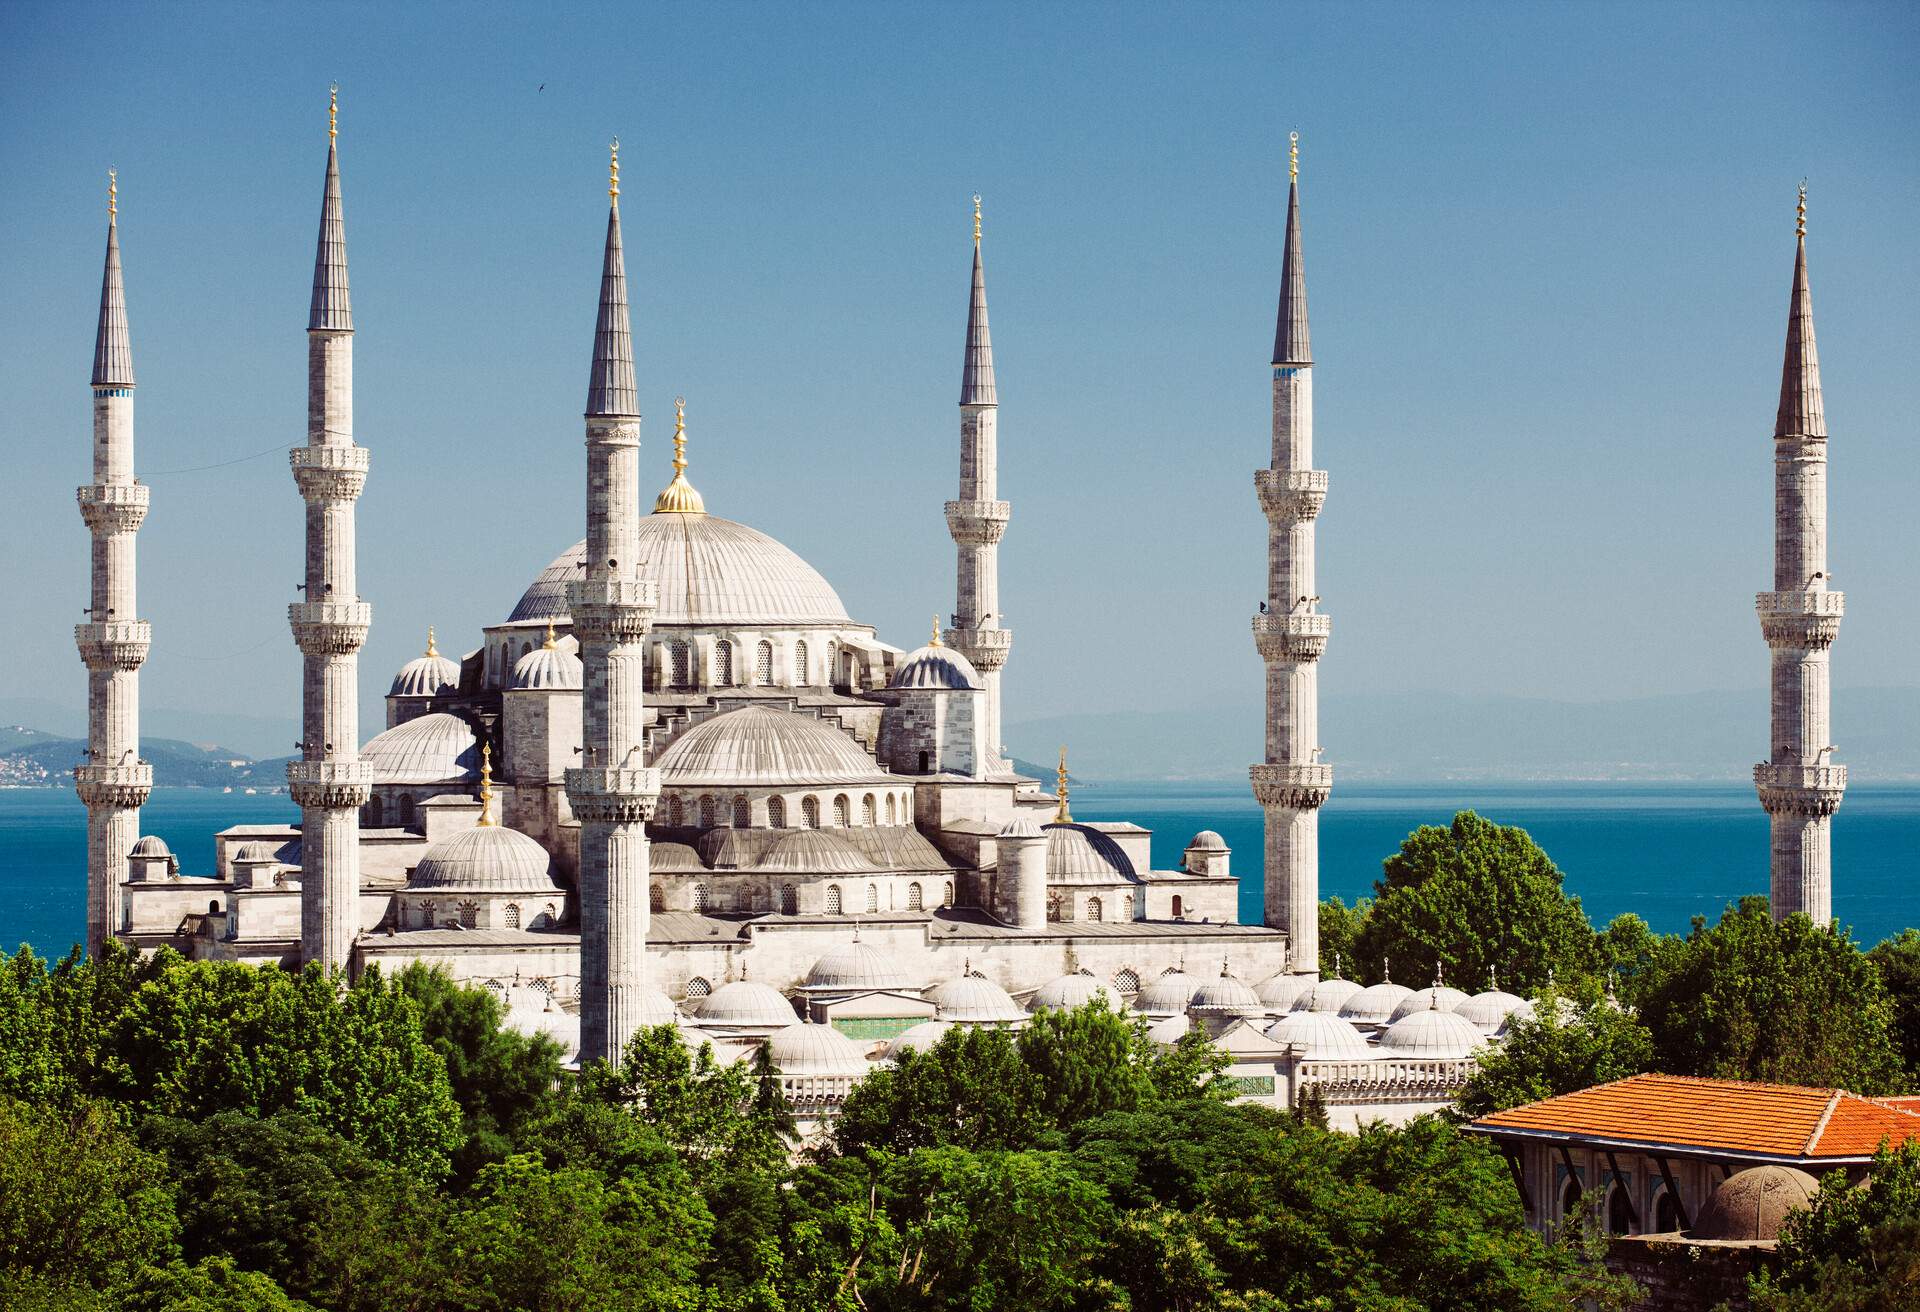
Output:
[
  {"xmin": 565, "ymin": 766, "xmax": 662, "ymax": 825},
  {"xmin": 288, "ymin": 601, "xmax": 372, "ymax": 655},
  {"xmin": 567, "ymin": 579, "xmax": 658, "ymax": 642},
  {"xmin": 944, "ymin": 500, "xmax": 1011, "ymax": 546},
  {"xmin": 1250, "ymin": 762, "xmax": 1334, "ymax": 810},
  {"xmin": 1255, "ymin": 469, "xmax": 1328, "ymax": 522},
  {"xmin": 946, "ymin": 626, "xmax": 1013, "ymax": 672},
  {"xmin": 1753, "ymin": 762, "xmax": 1847, "ymax": 816},
  {"xmin": 1253, "ymin": 612, "xmax": 1330, "ymax": 662},
  {"xmin": 74, "ymin": 761, "xmax": 154, "ymax": 808},
  {"xmin": 76, "ymin": 482, "xmax": 150, "ymax": 533},
  {"xmin": 75, "ymin": 621, "xmax": 151, "ymax": 671},
  {"xmin": 287, "ymin": 759, "xmax": 374, "ymax": 809},
  {"xmin": 290, "ymin": 444, "xmax": 370, "ymax": 502},
  {"xmin": 1756, "ymin": 591, "xmax": 1844, "ymax": 649}
]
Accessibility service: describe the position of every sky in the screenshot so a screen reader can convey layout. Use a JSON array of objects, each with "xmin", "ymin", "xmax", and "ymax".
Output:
[{"xmin": 2, "ymin": 2, "xmax": 1917, "ymax": 752}]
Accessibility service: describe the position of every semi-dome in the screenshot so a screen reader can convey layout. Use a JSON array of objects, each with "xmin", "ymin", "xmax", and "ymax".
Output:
[
  {"xmin": 1456, "ymin": 989, "xmax": 1532, "ymax": 1035},
  {"xmin": 1044, "ymin": 824, "xmax": 1138, "ymax": 884},
  {"xmin": 509, "ymin": 514, "xmax": 855, "ymax": 628},
  {"xmin": 1339, "ymin": 980, "xmax": 1416, "ymax": 1026},
  {"xmin": 1188, "ymin": 967, "xmax": 1264, "ymax": 1018},
  {"xmin": 655, "ymin": 705, "xmax": 890, "ymax": 787},
  {"xmin": 390, "ymin": 631, "xmax": 461, "ymax": 698},
  {"xmin": 884, "ymin": 1019, "xmax": 955, "ymax": 1060},
  {"xmin": 1186, "ymin": 830, "xmax": 1228, "ymax": 850},
  {"xmin": 1693, "ymin": 1165, "xmax": 1820, "ymax": 1242},
  {"xmin": 695, "ymin": 979, "xmax": 800, "ymax": 1028},
  {"xmin": 1266, "ymin": 1011, "xmax": 1373, "ymax": 1060},
  {"xmin": 510, "ymin": 640, "xmax": 583, "ymax": 691},
  {"xmin": 361, "ymin": 712, "xmax": 480, "ymax": 785},
  {"xmin": 1255, "ymin": 972, "xmax": 1315, "ymax": 1012},
  {"xmin": 1388, "ymin": 984, "xmax": 1471, "ymax": 1022},
  {"xmin": 131, "ymin": 835, "xmax": 171, "ymax": 857},
  {"xmin": 1028, "ymin": 973, "xmax": 1112, "ymax": 1013},
  {"xmin": 892, "ymin": 641, "xmax": 982, "ymax": 691},
  {"xmin": 803, "ymin": 939, "xmax": 913, "ymax": 993},
  {"xmin": 926, "ymin": 974, "xmax": 1026, "ymax": 1023},
  {"xmin": 1378, "ymin": 1005, "xmax": 1486, "ymax": 1058},
  {"xmin": 760, "ymin": 829, "xmax": 877, "ymax": 874},
  {"xmin": 1305, "ymin": 976, "xmax": 1363, "ymax": 1014},
  {"xmin": 1136, "ymin": 969, "xmax": 1203, "ymax": 1015},
  {"xmin": 765, "ymin": 1022, "xmax": 871, "ymax": 1076},
  {"xmin": 408, "ymin": 825, "xmax": 563, "ymax": 893}
]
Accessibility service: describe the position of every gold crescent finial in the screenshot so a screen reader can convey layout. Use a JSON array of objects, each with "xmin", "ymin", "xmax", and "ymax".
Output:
[
  {"xmin": 673, "ymin": 395, "xmax": 687, "ymax": 473},
  {"xmin": 973, "ymin": 194, "xmax": 982, "ymax": 247},
  {"xmin": 329, "ymin": 84, "xmax": 338, "ymax": 142},
  {"xmin": 543, "ymin": 619, "xmax": 557, "ymax": 650},
  {"xmin": 108, "ymin": 169, "xmax": 117, "ymax": 219},
  {"xmin": 1797, "ymin": 179, "xmax": 1807, "ymax": 239},
  {"xmin": 653, "ymin": 394, "xmax": 706, "ymax": 513},
  {"xmin": 424, "ymin": 625, "xmax": 438, "ymax": 657},
  {"xmin": 477, "ymin": 741, "xmax": 495, "ymax": 826},
  {"xmin": 609, "ymin": 137, "xmax": 620, "ymax": 203},
  {"xmin": 1289, "ymin": 131, "xmax": 1299, "ymax": 182},
  {"xmin": 1054, "ymin": 746, "xmax": 1072, "ymax": 824},
  {"xmin": 930, "ymin": 615, "xmax": 943, "ymax": 647}
]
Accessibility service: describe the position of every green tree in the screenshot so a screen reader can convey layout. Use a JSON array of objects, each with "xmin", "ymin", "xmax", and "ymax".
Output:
[
  {"xmin": 833, "ymin": 1024, "xmax": 1046, "ymax": 1155},
  {"xmin": 1454, "ymin": 985, "xmax": 1653, "ymax": 1118},
  {"xmin": 1355, "ymin": 811, "xmax": 1598, "ymax": 993},
  {"xmin": 1751, "ymin": 1140, "xmax": 1920, "ymax": 1311},
  {"xmin": 0, "ymin": 941, "xmax": 159, "ymax": 1110},
  {"xmin": 1867, "ymin": 929, "xmax": 1920, "ymax": 1081},
  {"xmin": 1318, "ymin": 894, "xmax": 1372, "ymax": 979},
  {"xmin": 586, "ymin": 1024, "xmax": 786, "ymax": 1175},
  {"xmin": 1016, "ymin": 994, "xmax": 1161, "ymax": 1125},
  {"xmin": 304, "ymin": 1165, "xmax": 457, "ymax": 1312},
  {"xmin": 117, "ymin": 1258, "xmax": 316, "ymax": 1312},
  {"xmin": 1636, "ymin": 897, "xmax": 1905, "ymax": 1093},
  {"xmin": 1595, "ymin": 913, "xmax": 1663, "ymax": 995}
]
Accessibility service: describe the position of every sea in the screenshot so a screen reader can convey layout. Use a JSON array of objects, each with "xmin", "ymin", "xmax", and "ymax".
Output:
[{"xmin": 1, "ymin": 782, "xmax": 1914, "ymax": 959}]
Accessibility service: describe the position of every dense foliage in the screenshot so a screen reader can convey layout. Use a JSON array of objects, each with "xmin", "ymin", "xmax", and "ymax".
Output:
[{"xmin": 1748, "ymin": 1140, "xmax": 1920, "ymax": 1311}]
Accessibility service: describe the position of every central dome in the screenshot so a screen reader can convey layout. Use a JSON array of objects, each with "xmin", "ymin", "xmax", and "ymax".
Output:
[
  {"xmin": 655, "ymin": 705, "xmax": 891, "ymax": 787},
  {"xmin": 509, "ymin": 514, "xmax": 854, "ymax": 628}
]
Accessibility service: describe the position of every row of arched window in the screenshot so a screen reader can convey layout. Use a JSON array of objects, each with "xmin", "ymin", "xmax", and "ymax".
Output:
[
  {"xmin": 410, "ymin": 899, "xmax": 557, "ymax": 930},
  {"xmin": 661, "ymin": 790, "xmax": 906, "ymax": 830},
  {"xmin": 650, "ymin": 880, "xmax": 954, "ymax": 915},
  {"xmin": 492, "ymin": 631, "xmax": 851, "ymax": 691},
  {"xmin": 1557, "ymin": 1173, "xmax": 1681, "ymax": 1237},
  {"xmin": 1044, "ymin": 891, "xmax": 1134, "ymax": 922},
  {"xmin": 365, "ymin": 794, "xmax": 418, "ymax": 827}
]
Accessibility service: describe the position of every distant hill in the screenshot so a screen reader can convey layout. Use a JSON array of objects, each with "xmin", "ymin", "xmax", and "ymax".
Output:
[{"xmin": 0, "ymin": 727, "xmax": 291, "ymax": 790}]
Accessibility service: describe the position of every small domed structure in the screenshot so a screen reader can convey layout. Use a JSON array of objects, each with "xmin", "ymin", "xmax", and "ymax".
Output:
[
  {"xmin": 1043, "ymin": 824, "xmax": 1137, "ymax": 883},
  {"xmin": 1028, "ymin": 972, "xmax": 1112, "ymax": 1013},
  {"xmin": 765, "ymin": 1022, "xmax": 871, "ymax": 1077},
  {"xmin": 131, "ymin": 835, "xmax": 171, "ymax": 857},
  {"xmin": 1136, "ymin": 969, "xmax": 1203, "ymax": 1015},
  {"xmin": 998, "ymin": 814, "xmax": 1042, "ymax": 839},
  {"xmin": 1144, "ymin": 1012, "xmax": 1191, "ymax": 1044},
  {"xmin": 1188, "ymin": 964, "xmax": 1264, "ymax": 1019},
  {"xmin": 510, "ymin": 636, "xmax": 583, "ymax": 691},
  {"xmin": 927, "ymin": 973, "xmax": 1026, "ymax": 1023},
  {"xmin": 802, "ymin": 939, "xmax": 914, "ymax": 995},
  {"xmin": 1266, "ymin": 1011, "xmax": 1373, "ymax": 1060},
  {"xmin": 1187, "ymin": 829, "xmax": 1228, "ymax": 850},
  {"xmin": 634, "ymin": 988, "xmax": 681, "ymax": 1027},
  {"xmin": 408, "ymin": 825, "xmax": 562, "ymax": 893},
  {"xmin": 1305, "ymin": 976, "xmax": 1363, "ymax": 1014},
  {"xmin": 884, "ymin": 1019, "xmax": 956, "ymax": 1061},
  {"xmin": 892, "ymin": 641, "xmax": 982, "ymax": 691},
  {"xmin": 1457, "ymin": 988, "xmax": 1532, "ymax": 1036},
  {"xmin": 233, "ymin": 841, "xmax": 279, "ymax": 864},
  {"xmin": 1389, "ymin": 981, "xmax": 1471, "ymax": 1022},
  {"xmin": 654, "ymin": 704, "xmax": 890, "ymax": 787},
  {"xmin": 361, "ymin": 712, "xmax": 480, "ymax": 785},
  {"xmin": 696, "ymin": 979, "xmax": 800, "ymax": 1031},
  {"xmin": 1254, "ymin": 972, "xmax": 1314, "ymax": 1012},
  {"xmin": 1378, "ymin": 1006, "xmax": 1485, "ymax": 1058},
  {"xmin": 1339, "ymin": 975, "xmax": 1416, "ymax": 1026},
  {"xmin": 389, "ymin": 632, "xmax": 460, "ymax": 699},
  {"xmin": 1693, "ymin": 1166, "xmax": 1820, "ymax": 1243}
]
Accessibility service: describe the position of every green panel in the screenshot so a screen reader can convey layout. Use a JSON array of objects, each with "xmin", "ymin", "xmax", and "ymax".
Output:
[
  {"xmin": 1220, "ymin": 1074, "xmax": 1276, "ymax": 1098},
  {"xmin": 831, "ymin": 1016, "xmax": 921, "ymax": 1042}
]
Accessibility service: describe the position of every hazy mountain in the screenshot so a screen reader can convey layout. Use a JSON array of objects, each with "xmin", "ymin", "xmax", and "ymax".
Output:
[
  {"xmin": 0, "ymin": 698, "xmax": 296, "ymax": 762},
  {"xmin": 0, "ymin": 729, "xmax": 291, "ymax": 790}
]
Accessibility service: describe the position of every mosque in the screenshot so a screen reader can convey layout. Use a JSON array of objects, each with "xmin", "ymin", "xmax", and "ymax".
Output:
[{"xmin": 74, "ymin": 95, "xmax": 1837, "ymax": 1131}]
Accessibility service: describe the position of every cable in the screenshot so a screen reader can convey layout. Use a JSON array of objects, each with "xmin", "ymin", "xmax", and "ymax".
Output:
[{"xmin": 143, "ymin": 444, "xmax": 286, "ymax": 477}]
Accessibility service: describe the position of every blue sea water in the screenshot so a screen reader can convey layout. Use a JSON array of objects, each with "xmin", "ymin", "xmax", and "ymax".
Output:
[{"xmin": 1, "ymin": 782, "xmax": 1914, "ymax": 958}]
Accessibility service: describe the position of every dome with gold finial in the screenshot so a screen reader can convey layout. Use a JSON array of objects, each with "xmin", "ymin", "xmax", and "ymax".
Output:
[
  {"xmin": 654, "ymin": 396, "xmax": 706, "ymax": 515},
  {"xmin": 389, "ymin": 627, "xmax": 461, "ymax": 698},
  {"xmin": 510, "ymin": 621, "xmax": 583, "ymax": 691},
  {"xmin": 892, "ymin": 616, "xmax": 983, "ymax": 691}
]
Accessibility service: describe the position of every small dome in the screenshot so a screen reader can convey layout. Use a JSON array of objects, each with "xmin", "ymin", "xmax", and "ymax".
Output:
[
  {"xmin": 389, "ymin": 646, "xmax": 460, "ymax": 698},
  {"xmin": 634, "ymin": 989, "xmax": 681, "ymax": 1027},
  {"xmin": 1339, "ymin": 981, "xmax": 1416, "ymax": 1025},
  {"xmin": 1189, "ymin": 967, "xmax": 1264, "ymax": 1018},
  {"xmin": 696, "ymin": 979, "xmax": 800, "ymax": 1028},
  {"xmin": 1136, "ymin": 970, "xmax": 1203, "ymax": 1015},
  {"xmin": 1456, "ymin": 989, "xmax": 1532, "ymax": 1035},
  {"xmin": 1266, "ymin": 1010, "xmax": 1373, "ymax": 1059},
  {"xmin": 510, "ymin": 641, "xmax": 583, "ymax": 691},
  {"xmin": 1378, "ymin": 1006, "xmax": 1486, "ymax": 1058},
  {"xmin": 1028, "ymin": 973, "xmax": 1112, "ymax": 1013},
  {"xmin": 408, "ymin": 825, "xmax": 563, "ymax": 893},
  {"xmin": 765, "ymin": 1022, "xmax": 871, "ymax": 1077},
  {"xmin": 1145, "ymin": 1012, "xmax": 1191, "ymax": 1044},
  {"xmin": 649, "ymin": 842, "xmax": 705, "ymax": 873},
  {"xmin": 1388, "ymin": 985, "xmax": 1471, "ymax": 1022},
  {"xmin": 884, "ymin": 1020, "xmax": 955, "ymax": 1061},
  {"xmin": 926, "ymin": 974, "xmax": 1025, "ymax": 1023},
  {"xmin": 998, "ymin": 815, "xmax": 1043, "ymax": 839},
  {"xmin": 361, "ymin": 712, "xmax": 480, "ymax": 785},
  {"xmin": 1186, "ymin": 830, "xmax": 1228, "ymax": 850},
  {"xmin": 1305, "ymin": 977, "xmax": 1363, "ymax": 1014},
  {"xmin": 1693, "ymin": 1166, "xmax": 1820, "ymax": 1242},
  {"xmin": 131, "ymin": 835, "xmax": 171, "ymax": 857},
  {"xmin": 1255, "ymin": 972, "xmax": 1315, "ymax": 1011},
  {"xmin": 760, "ymin": 829, "xmax": 877, "ymax": 874},
  {"xmin": 804, "ymin": 940, "xmax": 914, "ymax": 993},
  {"xmin": 892, "ymin": 642, "xmax": 982, "ymax": 692},
  {"xmin": 1044, "ymin": 824, "xmax": 1138, "ymax": 884},
  {"xmin": 233, "ymin": 842, "xmax": 280, "ymax": 864},
  {"xmin": 654, "ymin": 705, "xmax": 890, "ymax": 787}
]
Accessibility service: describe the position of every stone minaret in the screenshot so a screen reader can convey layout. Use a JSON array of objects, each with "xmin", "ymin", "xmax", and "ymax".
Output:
[
  {"xmin": 287, "ymin": 88, "xmax": 373, "ymax": 971},
  {"xmin": 943, "ymin": 197, "xmax": 1012, "ymax": 770},
  {"xmin": 1250, "ymin": 135, "xmax": 1332, "ymax": 974},
  {"xmin": 74, "ymin": 170, "xmax": 153, "ymax": 955},
  {"xmin": 565, "ymin": 141, "xmax": 660, "ymax": 1066},
  {"xmin": 1754, "ymin": 184, "xmax": 1844, "ymax": 923}
]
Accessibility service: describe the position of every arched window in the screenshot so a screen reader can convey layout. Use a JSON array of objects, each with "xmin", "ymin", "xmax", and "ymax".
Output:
[
  {"xmin": 906, "ymin": 882, "xmax": 923, "ymax": 910},
  {"xmin": 530, "ymin": 976, "xmax": 553, "ymax": 999},
  {"xmin": 1559, "ymin": 1175, "xmax": 1584, "ymax": 1223},
  {"xmin": 366, "ymin": 795, "xmax": 383, "ymax": 826},
  {"xmin": 756, "ymin": 640, "xmax": 774, "ymax": 686},
  {"xmin": 668, "ymin": 796, "xmax": 685, "ymax": 827},
  {"xmin": 827, "ymin": 641, "xmax": 840, "ymax": 688},
  {"xmin": 399, "ymin": 794, "xmax": 416, "ymax": 826},
  {"xmin": 714, "ymin": 639, "xmax": 733, "ymax": 686},
  {"xmin": 670, "ymin": 641, "xmax": 691, "ymax": 688},
  {"xmin": 1652, "ymin": 1187, "xmax": 1679, "ymax": 1233},
  {"xmin": 1607, "ymin": 1183, "xmax": 1633, "ymax": 1236},
  {"xmin": 1122, "ymin": 893, "xmax": 1134, "ymax": 921},
  {"xmin": 886, "ymin": 794, "xmax": 897, "ymax": 825},
  {"xmin": 1087, "ymin": 896, "xmax": 1104, "ymax": 923},
  {"xmin": 699, "ymin": 795, "xmax": 716, "ymax": 828},
  {"xmin": 650, "ymin": 883, "xmax": 665, "ymax": 913},
  {"xmin": 543, "ymin": 902, "xmax": 557, "ymax": 928},
  {"xmin": 732, "ymin": 795, "xmax": 750, "ymax": 828},
  {"xmin": 685, "ymin": 977, "xmax": 711, "ymax": 1000},
  {"xmin": 802, "ymin": 796, "xmax": 820, "ymax": 829},
  {"xmin": 793, "ymin": 639, "xmax": 809, "ymax": 684},
  {"xmin": 862, "ymin": 794, "xmax": 876, "ymax": 826},
  {"xmin": 865, "ymin": 884, "xmax": 879, "ymax": 913},
  {"xmin": 767, "ymin": 796, "xmax": 786, "ymax": 829},
  {"xmin": 692, "ymin": 883, "xmax": 709, "ymax": 913},
  {"xmin": 833, "ymin": 794, "xmax": 850, "ymax": 827},
  {"xmin": 942, "ymin": 881, "xmax": 954, "ymax": 908},
  {"xmin": 1112, "ymin": 968, "xmax": 1140, "ymax": 994},
  {"xmin": 780, "ymin": 884, "xmax": 797, "ymax": 914},
  {"xmin": 1047, "ymin": 890, "xmax": 1065, "ymax": 922},
  {"xmin": 458, "ymin": 901, "xmax": 479, "ymax": 928},
  {"xmin": 419, "ymin": 900, "xmax": 436, "ymax": 928},
  {"xmin": 918, "ymin": 750, "xmax": 930, "ymax": 772},
  {"xmin": 825, "ymin": 884, "xmax": 843, "ymax": 914},
  {"xmin": 503, "ymin": 903, "xmax": 521, "ymax": 929},
  {"xmin": 1170, "ymin": 894, "xmax": 1183, "ymax": 919}
]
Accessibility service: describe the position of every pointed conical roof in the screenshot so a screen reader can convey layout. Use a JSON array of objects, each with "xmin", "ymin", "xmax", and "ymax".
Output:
[
  {"xmin": 1774, "ymin": 198, "xmax": 1824, "ymax": 440},
  {"xmin": 1271, "ymin": 168, "xmax": 1310, "ymax": 366},
  {"xmin": 960, "ymin": 230, "xmax": 996, "ymax": 406},
  {"xmin": 92, "ymin": 194, "xmax": 134, "ymax": 388},
  {"xmin": 309, "ymin": 134, "xmax": 352, "ymax": 332},
  {"xmin": 586, "ymin": 198, "xmax": 639, "ymax": 417}
]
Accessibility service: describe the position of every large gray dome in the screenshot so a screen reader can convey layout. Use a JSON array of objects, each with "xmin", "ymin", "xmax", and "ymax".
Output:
[
  {"xmin": 655, "ymin": 705, "xmax": 891, "ymax": 787},
  {"xmin": 362, "ymin": 712, "xmax": 480, "ymax": 785},
  {"xmin": 1044, "ymin": 824, "xmax": 1138, "ymax": 884},
  {"xmin": 510, "ymin": 514, "xmax": 854, "ymax": 628},
  {"xmin": 408, "ymin": 825, "xmax": 563, "ymax": 893}
]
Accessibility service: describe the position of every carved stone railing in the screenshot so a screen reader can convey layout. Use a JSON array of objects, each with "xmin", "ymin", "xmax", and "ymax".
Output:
[
  {"xmin": 1250, "ymin": 762, "xmax": 1334, "ymax": 810},
  {"xmin": 76, "ymin": 481, "xmax": 150, "ymax": 533},
  {"xmin": 74, "ymin": 761, "xmax": 154, "ymax": 807},
  {"xmin": 288, "ymin": 600, "xmax": 372, "ymax": 655},
  {"xmin": 1754, "ymin": 762, "xmax": 1847, "ymax": 815},
  {"xmin": 74, "ymin": 620, "xmax": 151, "ymax": 670},
  {"xmin": 1756, "ymin": 590, "xmax": 1845, "ymax": 648},
  {"xmin": 1252, "ymin": 612, "xmax": 1331, "ymax": 662},
  {"xmin": 289, "ymin": 444, "xmax": 370, "ymax": 502},
  {"xmin": 1254, "ymin": 468, "xmax": 1328, "ymax": 522},
  {"xmin": 286, "ymin": 759, "xmax": 374, "ymax": 809}
]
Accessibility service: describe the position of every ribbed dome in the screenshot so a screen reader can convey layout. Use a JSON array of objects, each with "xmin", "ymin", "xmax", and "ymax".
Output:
[
  {"xmin": 509, "ymin": 515, "xmax": 854, "ymax": 628},
  {"xmin": 765, "ymin": 1022, "xmax": 870, "ymax": 1076},
  {"xmin": 884, "ymin": 1019, "xmax": 955, "ymax": 1060},
  {"xmin": 1389, "ymin": 985, "xmax": 1471, "ymax": 1022},
  {"xmin": 998, "ymin": 815, "xmax": 1043, "ymax": 839},
  {"xmin": 804, "ymin": 940, "xmax": 913, "ymax": 992},
  {"xmin": 1136, "ymin": 970, "xmax": 1202, "ymax": 1015},
  {"xmin": 892, "ymin": 642, "xmax": 982, "ymax": 691},
  {"xmin": 408, "ymin": 825, "xmax": 563, "ymax": 893},
  {"xmin": 1255, "ymin": 972, "xmax": 1315, "ymax": 1011},
  {"xmin": 926, "ymin": 974, "xmax": 1026, "ymax": 1023},
  {"xmin": 390, "ymin": 650, "xmax": 460, "ymax": 698},
  {"xmin": 1339, "ymin": 981, "xmax": 1416, "ymax": 1025},
  {"xmin": 649, "ymin": 842, "xmax": 705, "ymax": 872},
  {"xmin": 1044, "ymin": 824, "xmax": 1138, "ymax": 884},
  {"xmin": 655, "ymin": 705, "xmax": 889, "ymax": 787},
  {"xmin": 131, "ymin": 835, "xmax": 171, "ymax": 857},
  {"xmin": 760, "ymin": 829, "xmax": 877, "ymax": 874},
  {"xmin": 1189, "ymin": 968, "xmax": 1264, "ymax": 1017},
  {"xmin": 1028, "ymin": 973, "xmax": 1112, "ymax": 1013},
  {"xmin": 1187, "ymin": 830, "xmax": 1228, "ymax": 850},
  {"xmin": 1456, "ymin": 990, "xmax": 1532, "ymax": 1036},
  {"xmin": 362, "ymin": 712, "xmax": 480, "ymax": 785},
  {"xmin": 233, "ymin": 842, "xmax": 280, "ymax": 863},
  {"xmin": 1305, "ymin": 977, "xmax": 1363, "ymax": 1014},
  {"xmin": 1693, "ymin": 1166, "xmax": 1820, "ymax": 1242},
  {"xmin": 1144, "ymin": 1012, "xmax": 1191, "ymax": 1044},
  {"xmin": 1266, "ymin": 1011, "xmax": 1373, "ymax": 1059},
  {"xmin": 1378, "ymin": 1006, "xmax": 1485, "ymax": 1058},
  {"xmin": 634, "ymin": 989, "xmax": 681, "ymax": 1027},
  {"xmin": 511, "ymin": 642, "xmax": 582, "ymax": 691},
  {"xmin": 696, "ymin": 979, "xmax": 799, "ymax": 1028}
]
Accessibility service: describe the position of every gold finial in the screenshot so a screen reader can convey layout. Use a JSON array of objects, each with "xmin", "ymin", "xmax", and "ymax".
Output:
[
  {"xmin": 973, "ymin": 194, "xmax": 982, "ymax": 247},
  {"xmin": 930, "ymin": 616, "xmax": 943, "ymax": 647},
  {"xmin": 107, "ymin": 169, "xmax": 117, "ymax": 219},
  {"xmin": 329, "ymin": 84, "xmax": 338, "ymax": 142},
  {"xmin": 424, "ymin": 626, "xmax": 438, "ymax": 657},
  {"xmin": 1797, "ymin": 179, "xmax": 1807, "ymax": 239},
  {"xmin": 1289, "ymin": 131, "xmax": 1299, "ymax": 182},
  {"xmin": 477, "ymin": 742, "xmax": 495, "ymax": 826},
  {"xmin": 543, "ymin": 619, "xmax": 557, "ymax": 650},
  {"xmin": 608, "ymin": 137, "xmax": 620, "ymax": 203},
  {"xmin": 1053, "ymin": 746, "xmax": 1072, "ymax": 824},
  {"xmin": 653, "ymin": 394, "xmax": 706, "ymax": 513}
]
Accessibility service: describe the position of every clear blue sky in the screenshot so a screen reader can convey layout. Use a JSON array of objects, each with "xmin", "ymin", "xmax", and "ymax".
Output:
[{"xmin": 3, "ymin": 2, "xmax": 1916, "ymax": 750}]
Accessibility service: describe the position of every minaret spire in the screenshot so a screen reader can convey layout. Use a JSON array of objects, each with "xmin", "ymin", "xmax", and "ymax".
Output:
[
  {"xmin": 568, "ymin": 138, "xmax": 661, "ymax": 1066},
  {"xmin": 1755, "ymin": 182, "xmax": 1843, "ymax": 922},
  {"xmin": 75, "ymin": 168, "xmax": 153, "ymax": 952},
  {"xmin": 288, "ymin": 86, "xmax": 373, "ymax": 971},
  {"xmin": 945, "ymin": 194, "xmax": 1013, "ymax": 772},
  {"xmin": 1252, "ymin": 132, "xmax": 1332, "ymax": 976}
]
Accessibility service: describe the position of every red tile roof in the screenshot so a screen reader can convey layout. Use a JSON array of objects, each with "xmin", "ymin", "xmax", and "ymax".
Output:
[{"xmin": 1471, "ymin": 1074, "xmax": 1920, "ymax": 1162}]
